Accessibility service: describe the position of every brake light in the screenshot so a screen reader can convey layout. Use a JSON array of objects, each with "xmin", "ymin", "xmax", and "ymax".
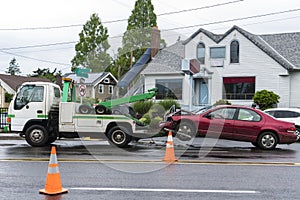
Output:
[{"xmin": 287, "ymin": 127, "xmax": 296, "ymax": 133}]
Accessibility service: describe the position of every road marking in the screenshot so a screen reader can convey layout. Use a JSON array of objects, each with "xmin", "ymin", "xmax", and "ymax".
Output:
[
  {"xmin": 0, "ymin": 158, "xmax": 299, "ymax": 166},
  {"xmin": 70, "ymin": 187, "xmax": 259, "ymax": 194}
]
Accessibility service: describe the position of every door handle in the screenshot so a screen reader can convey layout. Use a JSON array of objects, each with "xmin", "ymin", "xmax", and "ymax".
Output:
[{"xmin": 37, "ymin": 110, "xmax": 43, "ymax": 114}]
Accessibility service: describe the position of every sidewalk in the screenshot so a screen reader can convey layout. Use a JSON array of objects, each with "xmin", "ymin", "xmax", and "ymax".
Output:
[{"xmin": 0, "ymin": 132, "xmax": 22, "ymax": 140}]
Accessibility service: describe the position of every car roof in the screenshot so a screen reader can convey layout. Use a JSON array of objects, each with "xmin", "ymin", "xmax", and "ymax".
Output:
[{"xmin": 265, "ymin": 108, "xmax": 300, "ymax": 112}]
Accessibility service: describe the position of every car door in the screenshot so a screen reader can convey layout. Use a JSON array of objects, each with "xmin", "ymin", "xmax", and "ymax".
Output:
[
  {"xmin": 198, "ymin": 107, "xmax": 237, "ymax": 139},
  {"xmin": 233, "ymin": 108, "xmax": 264, "ymax": 141}
]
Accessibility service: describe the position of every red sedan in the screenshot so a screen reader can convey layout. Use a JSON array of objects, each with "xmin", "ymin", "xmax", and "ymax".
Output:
[{"xmin": 160, "ymin": 105, "xmax": 298, "ymax": 150}]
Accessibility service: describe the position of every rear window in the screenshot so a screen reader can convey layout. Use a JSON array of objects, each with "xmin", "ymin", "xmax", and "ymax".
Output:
[{"xmin": 272, "ymin": 111, "xmax": 300, "ymax": 118}]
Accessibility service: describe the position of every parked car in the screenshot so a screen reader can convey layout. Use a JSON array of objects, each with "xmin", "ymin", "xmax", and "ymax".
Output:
[
  {"xmin": 160, "ymin": 105, "xmax": 298, "ymax": 150},
  {"xmin": 264, "ymin": 108, "xmax": 300, "ymax": 139}
]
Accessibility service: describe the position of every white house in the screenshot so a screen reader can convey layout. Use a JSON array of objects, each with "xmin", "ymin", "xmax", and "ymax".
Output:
[{"xmin": 142, "ymin": 26, "xmax": 300, "ymax": 109}]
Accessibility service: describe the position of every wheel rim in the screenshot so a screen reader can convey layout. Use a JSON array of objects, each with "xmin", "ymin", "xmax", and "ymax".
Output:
[
  {"xmin": 177, "ymin": 123, "xmax": 194, "ymax": 140},
  {"xmin": 29, "ymin": 129, "xmax": 44, "ymax": 143},
  {"xmin": 111, "ymin": 130, "xmax": 126, "ymax": 144},
  {"xmin": 261, "ymin": 134, "xmax": 275, "ymax": 148}
]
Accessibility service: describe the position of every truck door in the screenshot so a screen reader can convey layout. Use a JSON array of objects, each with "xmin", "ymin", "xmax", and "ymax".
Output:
[{"xmin": 11, "ymin": 84, "xmax": 46, "ymax": 131}]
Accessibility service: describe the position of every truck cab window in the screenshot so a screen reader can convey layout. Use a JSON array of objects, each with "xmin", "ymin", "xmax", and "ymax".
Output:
[{"xmin": 14, "ymin": 85, "xmax": 44, "ymax": 110}]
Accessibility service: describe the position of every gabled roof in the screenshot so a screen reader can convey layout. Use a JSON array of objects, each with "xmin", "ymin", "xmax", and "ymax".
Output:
[
  {"xmin": 0, "ymin": 74, "xmax": 50, "ymax": 93},
  {"xmin": 142, "ymin": 41, "xmax": 185, "ymax": 74},
  {"xmin": 183, "ymin": 25, "xmax": 300, "ymax": 70},
  {"xmin": 65, "ymin": 72, "xmax": 117, "ymax": 85}
]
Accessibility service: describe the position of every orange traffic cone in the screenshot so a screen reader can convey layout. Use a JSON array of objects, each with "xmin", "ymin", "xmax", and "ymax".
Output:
[
  {"xmin": 162, "ymin": 131, "xmax": 178, "ymax": 163},
  {"xmin": 39, "ymin": 146, "xmax": 68, "ymax": 195}
]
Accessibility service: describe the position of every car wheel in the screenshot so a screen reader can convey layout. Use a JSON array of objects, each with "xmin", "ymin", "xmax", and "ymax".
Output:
[
  {"xmin": 176, "ymin": 121, "xmax": 197, "ymax": 141},
  {"xmin": 79, "ymin": 105, "xmax": 91, "ymax": 114},
  {"xmin": 106, "ymin": 126, "xmax": 132, "ymax": 148},
  {"xmin": 295, "ymin": 127, "xmax": 300, "ymax": 141},
  {"xmin": 257, "ymin": 132, "xmax": 278, "ymax": 150},
  {"xmin": 95, "ymin": 105, "xmax": 108, "ymax": 114},
  {"xmin": 25, "ymin": 125, "xmax": 49, "ymax": 147},
  {"xmin": 46, "ymin": 136, "xmax": 57, "ymax": 145}
]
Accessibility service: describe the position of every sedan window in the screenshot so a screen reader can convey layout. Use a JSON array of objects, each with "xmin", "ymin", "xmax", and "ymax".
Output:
[
  {"xmin": 238, "ymin": 108, "xmax": 261, "ymax": 122},
  {"xmin": 208, "ymin": 108, "xmax": 236, "ymax": 120}
]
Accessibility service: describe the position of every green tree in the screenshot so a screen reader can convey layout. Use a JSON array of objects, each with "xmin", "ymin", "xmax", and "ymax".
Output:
[
  {"xmin": 253, "ymin": 90, "xmax": 280, "ymax": 110},
  {"xmin": 109, "ymin": 0, "xmax": 157, "ymax": 79},
  {"xmin": 6, "ymin": 57, "xmax": 21, "ymax": 75},
  {"xmin": 71, "ymin": 13, "xmax": 111, "ymax": 72},
  {"xmin": 30, "ymin": 68, "xmax": 61, "ymax": 82}
]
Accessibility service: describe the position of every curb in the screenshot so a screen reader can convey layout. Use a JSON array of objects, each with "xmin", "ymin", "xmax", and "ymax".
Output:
[{"xmin": 0, "ymin": 133, "xmax": 22, "ymax": 140}]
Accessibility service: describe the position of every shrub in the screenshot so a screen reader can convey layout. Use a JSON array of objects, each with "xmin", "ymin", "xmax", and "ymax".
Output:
[
  {"xmin": 158, "ymin": 99, "xmax": 180, "ymax": 111},
  {"xmin": 132, "ymin": 100, "xmax": 154, "ymax": 116},
  {"xmin": 253, "ymin": 90, "xmax": 280, "ymax": 110},
  {"xmin": 213, "ymin": 99, "xmax": 231, "ymax": 106}
]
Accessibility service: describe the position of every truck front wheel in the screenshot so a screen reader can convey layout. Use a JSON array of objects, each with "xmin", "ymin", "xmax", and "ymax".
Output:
[
  {"xmin": 25, "ymin": 125, "xmax": 49, "ymax": 147},
  {"xmin": 107, "ymin": 126, "xmax": 132, "ymax": 148}
]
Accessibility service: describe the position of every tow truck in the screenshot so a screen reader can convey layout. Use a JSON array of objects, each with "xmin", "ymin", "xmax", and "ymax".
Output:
[{"xmin": 7, "ymin": 78, "xmax": 158, "ymax": 147}]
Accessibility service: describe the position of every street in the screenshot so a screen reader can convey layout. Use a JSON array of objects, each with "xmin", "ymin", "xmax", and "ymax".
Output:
[{"xmin": 0, "ymin": 137, "xmax": 300, "ymax": 199}]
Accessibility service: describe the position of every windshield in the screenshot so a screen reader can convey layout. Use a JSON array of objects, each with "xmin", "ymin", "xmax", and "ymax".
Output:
[{"xmin": 14, "ymin": 85, "xmax": 44, "ymax": 110}]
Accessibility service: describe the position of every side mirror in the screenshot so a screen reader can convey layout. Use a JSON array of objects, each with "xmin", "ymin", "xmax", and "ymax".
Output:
[{"xmin": 205, "ymin": 113, "xmax": 213, "ymax": 119}]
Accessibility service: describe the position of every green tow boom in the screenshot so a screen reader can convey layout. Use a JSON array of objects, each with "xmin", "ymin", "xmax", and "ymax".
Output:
[{"xmin": 95, "ymin": 88, "xmax": 158, "ymax": 114}]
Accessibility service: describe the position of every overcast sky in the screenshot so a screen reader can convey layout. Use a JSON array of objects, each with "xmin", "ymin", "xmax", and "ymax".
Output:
[{"xmin": 0, "ymin": 0, "xmax": 299, "ymax": 75}]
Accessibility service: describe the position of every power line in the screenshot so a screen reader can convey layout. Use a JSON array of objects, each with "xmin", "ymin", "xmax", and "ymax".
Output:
[
  {"xmin": 0, "ymin": 0, "xmax": 244, "ymax": 31},
  {"xmin": 0, "ymin": 41, "xmax": 76, "ymax": 51},
  {"xmin": 163, "ymin": 8, "xmax": 300, "ymax": 31},
  {"xmin": 1, "ymin": 8, "xmax": 300, "ymax": 66},
  {"xmin": 0, "ymin": 50, "xmax": 71, "ymax": 66}
]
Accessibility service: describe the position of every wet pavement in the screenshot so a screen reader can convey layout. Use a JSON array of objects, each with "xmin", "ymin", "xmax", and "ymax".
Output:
[{"xmin": 0, "ymin": 134, "xmax": 299, "ymax": 164}]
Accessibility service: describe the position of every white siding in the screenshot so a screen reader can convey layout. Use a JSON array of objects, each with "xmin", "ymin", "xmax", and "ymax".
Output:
[
  {"xmin": 290, "ymin": 72, "xmax": 300, "ymax": 107},
  {"xmin": 185, "ymin": 30, "xmax": 291, "ymax": 106}
]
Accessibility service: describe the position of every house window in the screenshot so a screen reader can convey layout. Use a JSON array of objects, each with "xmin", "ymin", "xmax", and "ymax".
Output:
[
  {"xmin": 230, "ymin": 40, "xmax": 239, "ymax": 63},
  {"xmin": 155, "ymin": 79, "xmax": 183, "ymax": 100},
  {"xmin": 104, "ymin": 78, "xmax": 110, "ymax": 84},
  {"xmin": 197, "ymin": 43, "xmax": 205, "ymax": 64},
  {"xmin": 108, "ymin": 85, "xmax": 114, "ymax": 94},
  {"xmin": 223, "ymin": 77, "xmax": 255, "ymax": 100},
  {"xmin": 210, "ymin": 47, "xmax": 226, "ymax": 59},
  {"xmin": 98, "ymin": 84, "xmax": 104, "ymax": 94}
]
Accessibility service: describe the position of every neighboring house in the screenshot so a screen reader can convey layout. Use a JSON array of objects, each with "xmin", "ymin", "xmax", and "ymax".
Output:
[
  {"xmin": 0, "ymin": 74, "xmax": 51, "ymax": 107},
  {"xmin": 142, "ymin": 25, "xmax": 300, "ymax": 109},
  {"xmin": 141, "ymin": 41, "xmax": 187, "ymax": 105},
  {"xmin": 64, "ymin": 72, "xmax": 118, "ymax": 101}
]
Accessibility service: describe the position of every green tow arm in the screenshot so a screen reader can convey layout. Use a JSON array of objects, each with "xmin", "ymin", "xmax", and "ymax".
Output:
[{"xmin": 98, "ymin": 88, "xmax": 158, "ymax": 109}]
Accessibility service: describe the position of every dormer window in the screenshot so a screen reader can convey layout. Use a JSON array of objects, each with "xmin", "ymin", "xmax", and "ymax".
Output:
[
  {"xmin": 197, "ymin": 43, "xmax": 205, "ymax": 64},
  {"xmin": 104, "ymin": 78, "xmax": 110, "ymax": 84},
  {"xmin": 230, "ymin": 40, "xmax": 239, "ymax": 63}
]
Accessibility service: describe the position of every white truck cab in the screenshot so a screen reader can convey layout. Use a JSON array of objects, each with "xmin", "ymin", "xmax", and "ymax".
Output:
[{"xmin": 9, "ymin": 82, "xmax": 61, "ymax": 132}]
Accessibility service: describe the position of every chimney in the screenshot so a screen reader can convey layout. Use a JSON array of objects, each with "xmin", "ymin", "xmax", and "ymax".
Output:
[{"xmin": 151, "ymin": 26, "xmax": 161, "ymax": 59}]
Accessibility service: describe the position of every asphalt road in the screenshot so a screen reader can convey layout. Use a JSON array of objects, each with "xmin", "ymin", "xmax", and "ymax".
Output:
[
  {"xmin": 1, "ymin": 136, "xmax": 300, "ymax": 199},
  {"xmin": 0, "ymin": 136, "xmax": 300, "ymax": 164},
  {"xmin": 0, "ymin": 161, "xmax": 299, "ymax": 200}
]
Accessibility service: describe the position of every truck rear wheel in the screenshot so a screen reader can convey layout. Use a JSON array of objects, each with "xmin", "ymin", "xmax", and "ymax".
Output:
[
  {"xmin": 25, "ymin": 125, "xmax": 49, "ymax": 147},
  {"xmin": 107, "ymin": 126, "xmax": 132, "ymax": 148}
]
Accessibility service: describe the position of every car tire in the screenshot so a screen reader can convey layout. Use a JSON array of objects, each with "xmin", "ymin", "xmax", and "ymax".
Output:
[
  {"xmin": 257, "ymin": 132, "xmax": 278, "ymax": 150},
  {"xmin": 176, "ymin": 120, "xmax": 197, "ymax": 141},
  {"xmin": 25, "ymin": 125, "xmax": 49, "ymax": 147},
  {"xmin": 296, "ymin": 127, "xmax": 300, "ymax": 141},
  {"xmin": 46, "ymin": 136, "xmax": 57, "ymax": 145},
  {"xmin": 79, "ymin": 105, "xmax": 91, "ymax": 114},
  {"xmin": 106, "ymin": 126, "xmax": 132, "ymax": 148},
  {"xmin": 251, "ymin": 142, "xmax": 259, "ymax": 148}
]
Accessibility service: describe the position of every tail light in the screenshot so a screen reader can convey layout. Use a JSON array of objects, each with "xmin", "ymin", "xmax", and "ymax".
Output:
[
  {"xmin": 6, "ymin": 117, "xmax": 11, "ymax": 123},
  {"xmin": 287, "ymin": 126, "xmax": 296, "ymax": 133}
]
